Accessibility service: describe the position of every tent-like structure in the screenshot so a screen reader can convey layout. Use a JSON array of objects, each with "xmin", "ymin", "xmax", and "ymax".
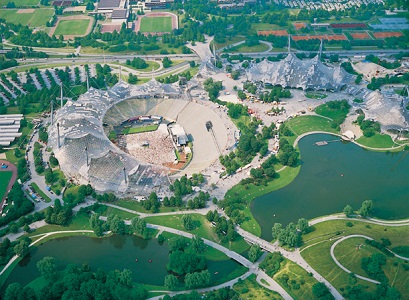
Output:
[
  {"xmin": 246, "ymin": 53, "xmax": 355, "ymax": 91},
  {"xmin": 48, "ymin": 80, "xmax": 181, "ymax": 196},
  {"xmin": 362, "ymin": 90, "xmax": 409, "ymax": 131}
]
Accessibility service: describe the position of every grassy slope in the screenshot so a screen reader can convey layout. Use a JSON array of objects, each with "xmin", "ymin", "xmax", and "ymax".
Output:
[
  {"xmin": 334, "ymin": 237, "xmax": 409, "ymax": 297},
  {"xmin": 287, "ymin": 115, "xmax": 339, "ymax": 136},
  {"xmin": 233, "ymin": 273, "xmax": 283, "ymax": 299},
  {"xmin": 273, "ymin": 258, "xmax": 320, "ymax": 300},
  {"xmin": 356, "ymin": 133, "xmax": 396, "ymax": 149}
]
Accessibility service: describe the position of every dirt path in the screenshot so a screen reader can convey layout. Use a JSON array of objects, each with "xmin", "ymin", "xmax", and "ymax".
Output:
[{"xmin": 0, "ymin": 159, "xmax": 17, "ymax": 211}]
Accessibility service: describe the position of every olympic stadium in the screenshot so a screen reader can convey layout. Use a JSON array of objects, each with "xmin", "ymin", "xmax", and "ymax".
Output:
[{"xmin": 48, "ymin": 80, "xmax": 229, "ymax": 196}]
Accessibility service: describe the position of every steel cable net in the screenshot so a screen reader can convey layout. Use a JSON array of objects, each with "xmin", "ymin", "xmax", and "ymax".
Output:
[
  {"xmin": 246, "ymin": 54, "xmax": 355, "ymax": 91},
  {"xmin": 48, "ymin": 80, "xmax": 181, "ymax": 195}
]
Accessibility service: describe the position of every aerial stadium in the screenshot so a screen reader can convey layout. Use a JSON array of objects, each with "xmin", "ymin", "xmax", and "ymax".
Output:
[{"xmin": 48, "ymin": 79, "xmax": 230, "ymax": 196}]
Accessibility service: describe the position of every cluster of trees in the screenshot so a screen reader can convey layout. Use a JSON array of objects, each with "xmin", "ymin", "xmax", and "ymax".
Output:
[
  {"xmin": 5, "ymin": 261, "xmax": 148, "ymax": 300},
  {"xmin": 169, "ymin": 176, "xmax": 194, "ymax": 198},
  {"xmin": 0, "ymin": 237, "xmax": 26, "ymax": 267},
  {"xmin": 128, "ymin": 73, "xmax": 138, "ymax": 84},
  {"xmin": 355, "ymin": 115, "xmax": 381, "ymax": 138},
  {"xmin": 45, "ymin": 199, "xmax": 73, "ymax": 226},
  {"xmin": 219, "ymin": 118, "xmax": 270, "ymax": 174},
  {"xmin": 361, "ymin": 253, "xmax": 388, "ymax": 282},
  {"xmin": 33, "ymin": 141, "xmax": 45, "ymax": 173},
  {"xmin": 365, "ymin": 54, "xmax": 401, "ymax": 70},
  {"xmin": 205, "ymin": 210, "xmax": 238, "ymax": 241},
  {"xmin": 64, "ymin": 184, "xmax": 94, "ymax": 205},
  {"xmin": 157, "ymin": 70, "xmax": 192, "ymax": 84},
  {"xmin": 126, "ymin": 57, "xmax": 148, "ymax": 69},
  {"xmin": 271, "ymin": 218, "xmax": 309, "ymax": 248},
  {"xmin": 162, "ymin": 57, "xmax": 173, "ymax": 68},
  {"xmin": 187, "ymin": 191, "xmax": 209, "ymax": 209},
  {"xmin": 367, "ymin": 73, "xmax": 409, "ymax": 91},
  {"xmin": 259, "ymin": 86, "xmax": 292, "ymax": 102},
  {"xmin": 203, "ymin": 78, "xmax": 223, "ymax": 101},
  {"xmin": 165, "ymin": 235, "xmax": 210, "ymax": 289},
  {"xmin": 245, "ymin": 152, "xmax": 278, "ymax": 185},
  {"xmin": 5, "ymin": 47, "xmax": 48, "ymax": 59},
  {"xmin": 0, "ymin": 56, "xmax": 18, "ymax": 71},
  {"xmin": 226, "ymin": 103, "xmax": 248, "ymax": 119},
  {"xmin": 140, "ymin": 192, "xmax": 161, "ymax": 212},
  {"xmin": 344, "ymin": 200, "xmax": 374, "ymax": 218},
  {"xmin": 260, "ymin": 252, "xmax": 284, "ymax": 276},
  {"xmin": 92, "ymin": 64, "xmax": 118, "ymax": 88},
  {"xmin": 278, "ymin": 138, "xmax": 299, "ymax": 167},
  {"xmin": 0, "ymin": 183, "xmax": 34, "ymax": 227}
]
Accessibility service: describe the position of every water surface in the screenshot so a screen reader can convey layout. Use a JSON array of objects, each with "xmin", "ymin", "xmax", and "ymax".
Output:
[{"xmin": 252, "ymin": 133, "xmax": 409, "ymax": 239}]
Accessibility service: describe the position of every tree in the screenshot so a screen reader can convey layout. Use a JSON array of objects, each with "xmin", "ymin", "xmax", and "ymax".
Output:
[
  {"xmin": 343, "ymin": 205, "xmax": 354, "ymax": 217},
  {"xmin": 296, "ymin": 218, "xmax": 309, "ymax": 233},
  {"xmin": 184, "ymin": 270, "xmax": 211, "ymax": 288},
  {"xmin": 312, "ymin": 282, "xmax": 332, "ymax": 298},
  {"xmin": 14, "ymin": 239, "xmax": 30, "ymax": 257},
  {"xmin": 37, "ymin": 256, "xmax": 57, "ymax": 280},
  {"xmin": 4, "ymin": 283, "xmax": 22, "ymax": 300},
  {"xmin": 358, "ymin": 200, "xmax": 374, "ymax": 217},
  {"xmin": 190, "ymin": 235, "xmax": 206, "ymax": 253},
  {"xmin": 164, "ymin": 274, "xmax": 179, "ymax": 290},
  {"xmin": 89, "ymin": 213, "xmax": 104, "ymax": 236},
  {"xmin": 248, "ymin": 244, "xmax": 262, "ymax": 263},
  {"xmin": 107, "ymin": 214, "xmax": 125, "ymax": 234},
  {"xmin": 182, "ymin": 214, "xmax": 195, "ymax": 231},
  {"xmin": 131, "ymin": 217, "xmax": 147, "ymax": 238}
]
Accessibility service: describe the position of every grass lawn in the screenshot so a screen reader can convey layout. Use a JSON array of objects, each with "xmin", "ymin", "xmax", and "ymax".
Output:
[
  {"xmin": 145, "ymin": 213, "xmax": 220, "ymax": 243},
  {"xmin": 287, "ymin": 115, "xmax": 339, "ymax": 136},
  {"xmin": 300, "ymin": 219, "xmax": 409, "ymax": 295},
  {"xmin": 233, "ymin": 273, "xmax": 282, "ymax": 299},
  {"xmin": 30, "ymin": 182, "xmax": 52, "ymax": 203},
  {"xmin": 273, "ymin": 258, "xmax": 320, "ymax": 300},
  {"xmin": 139, "ymin": 16, "xmax": 172, "ymax": 32},
  {"xmin": 356, "ymin": 133, "xmax": 396, "ymax": 149},
  {"xmin": 0, "ymin": 172, "xmax": 12, "ymax": 200},
  {"xmin": 305, "ymin": 91, "xmax": 327, "ymax": 100},
  {"xmin": 100, "ymin": 205, "xmax": 138, "ymax": 220},
  {"xmin": 303, "ymin": 219, "xmax": 409, "ymax": 249},
  {"xmin": 251, "ymin": 23, "xmax": 283, "ymax": 31},
  {"xmin": 301, "ymin": 240, "xmax": 377, "ymax": 296},
  {"xmin": 213, "ymin": 36, "xmax": 245, "ymax": 49},
  {"xmin": 315, "ymin": 102, "xmax": 349, "ymax": 122},
  {"xmin": 224, "ymin": 166, "xmax": 300, "ymax": 237},
  {"xmin": 0, "ymin": 9, "xmax": 54, "ymax": 27},
  {"xmin": 122, "ymin": 124, "xmax": 159, "ymax": 134},
  {"xmin": 54, "ymin": 19, "xmax": 90, "ymax": 36},
  {"xmin": 0, "ymin": 0, "xmax": 38, "ymax": 5},
  {"xmin": 334, "ymin": 237, "xmax": 409, "ymax": 297},
  {"xmin": 231, "ymin": 43, "xmax": 270, "ymax": 53}
]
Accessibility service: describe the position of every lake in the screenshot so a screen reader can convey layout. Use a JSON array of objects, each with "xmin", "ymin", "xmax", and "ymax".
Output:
[
  {"xmin": 3, "ymin": 234, "xmax": 240, "ymax": 289},
  {"xmin": 252, "ymin": 133, "xmax": 409, "ymax": 239}
]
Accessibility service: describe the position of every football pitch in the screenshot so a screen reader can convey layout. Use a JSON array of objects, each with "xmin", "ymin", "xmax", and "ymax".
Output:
[
  {"xmin": 0, "ymin": 9, "xmax": 53, "ymax": 27},
  {"xmin": 54, "ymin": 19, "xmax": 90, "ymax": 36},
  {"xmin": 139, "ymin": 16, "xmax": 172, "ymax": 32}
]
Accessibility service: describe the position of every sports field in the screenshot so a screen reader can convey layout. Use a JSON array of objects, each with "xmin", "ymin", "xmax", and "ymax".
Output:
[
  {"xmin": 0, "ymin": 172, "xmax": 12, "ymax": 201},
  {"xmin": 54, "ymin": 19, "xmax": 90, "ymax": 35},
  {"xmin": 139, "ymin": 16, "xmax": 172, "ymax": 32},
  {"xmin": 0, "ymin": 0, "xmax": 38, "ymax": 6},
  {"xmin": 0, "ymin": 8, "xmax": 53, "ymax": 27}
]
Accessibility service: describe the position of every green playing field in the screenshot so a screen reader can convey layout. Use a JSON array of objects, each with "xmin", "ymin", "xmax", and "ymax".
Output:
[
  {"xmin": 54, "ymin": 19, "xmax": 90, "ymax": 36},
  {"xmin": 139, "ymin": 16, "xmax": 172, "ymax": 32}
]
